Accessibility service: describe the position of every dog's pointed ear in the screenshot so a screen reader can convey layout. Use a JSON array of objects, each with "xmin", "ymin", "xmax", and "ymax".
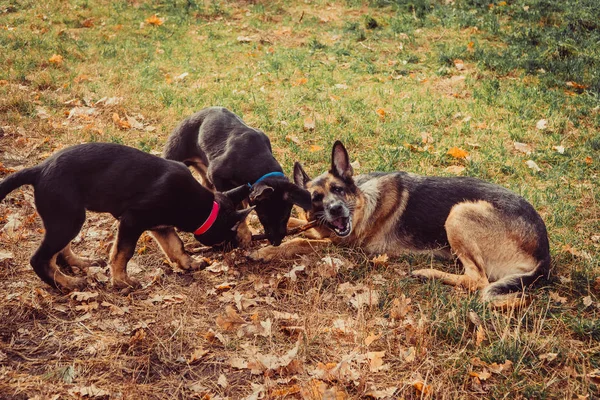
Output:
[
  {"xmin": 331, "ymin": 140, "xmax": 353, "ymax": 180},
  {"xmin": 223, "ymin": 184, "xmax": 250, "ymax": 206},
  {"xmin": 283, "ymin": 183, "xmax": 312, "ymax": 211},
  {"xmin": 231, "ymin": 207, "xmax": 254, "ymax": 231},
  {"xmin": 249, "ymin": 183, "xmax": 274, "ymax": 204},
  {"xmin": 293, "ymin": 162, "xmax": 311, "ymax": 188}
]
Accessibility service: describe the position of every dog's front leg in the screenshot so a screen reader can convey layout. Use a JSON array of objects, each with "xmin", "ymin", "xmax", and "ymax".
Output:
[
  {"xmin": 110, "ymin": 222, "xmax": 144, "ymax": 290},
  {"xmin": 149, "ymin": 227, "xmax": 208, "ymax": 270},
  {"xmin": 250, "ymin": 238, "xmax": 331, "ymax": 262}
]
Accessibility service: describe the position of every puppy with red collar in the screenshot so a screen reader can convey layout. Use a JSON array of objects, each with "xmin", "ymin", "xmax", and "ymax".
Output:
[{"xmin": 0, "ymin": 143, "xmax": 252, "ymax": 291}]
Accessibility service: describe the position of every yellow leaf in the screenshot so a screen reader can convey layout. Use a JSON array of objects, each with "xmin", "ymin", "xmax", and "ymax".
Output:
[
  {"xmin": 309, "ymin": 144, "xmax": 322, "ymax": 152},
  {"xmin": 376, "ymin": 108, "xmax": 386, "ymax": 120},
  {"xmin": 145, "ymin": 15, "xmax": 164, "ymax": 26},
  {"xmin": 48, "ymin": 54, "xmax": 63, "ymax": 65},
  {"xmin": 371, "ymin": 253, "xmax": 388, "ymax": 266},
  {"xmin": 292, "ymin": 77, "xmax": 308, "ymax": 86},
  {"xmin": 585, "ymin": 156, "xmax": 593, "ymax": 165},
  {"xmin": 447, "ymin": 147, "xmax": 469, "ymax": 159},
  {"xmin": 549, "ymin": 291, "xmax": 567, "ymax": 304},
  {"xmin": 412, "ymin": 381, "xmax": 432, "ymax": 396},
  {"xmin": 475, "ymin": 325, "xmax": 485, "ymax": 347},
  {"xmin": 364, "ymin": 332, "xmax": 381, "ymax": 346},
  {"xmin": 498, "ymin": 1, "xmax": 507, "ymax": 5}
]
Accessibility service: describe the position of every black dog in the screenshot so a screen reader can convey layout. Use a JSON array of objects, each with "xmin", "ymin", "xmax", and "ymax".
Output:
[
  {"xmin": 163, "ymin": 107, "xmax": 311, "ymax": 246},
  {"xmin": 0, "ymin": 143, "xmax": 252, "ymax": 291}
]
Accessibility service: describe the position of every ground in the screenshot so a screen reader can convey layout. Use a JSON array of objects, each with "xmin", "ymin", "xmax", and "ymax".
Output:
[{"xmin": 0, "ymin": 0, "xmax": 599, "ymax": 399}]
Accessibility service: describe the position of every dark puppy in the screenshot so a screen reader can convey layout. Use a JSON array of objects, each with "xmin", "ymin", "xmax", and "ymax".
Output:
[
  {"xmin": 253, "ymin": 141, "xmax": 551, "ymax": 306},
  {"xmin": 163, "ymin": 107, "xmax": 311, "ymax": 246},
  {"xmin": 0, "ymin": 143, "xmax": 252, "ymax": 291}
]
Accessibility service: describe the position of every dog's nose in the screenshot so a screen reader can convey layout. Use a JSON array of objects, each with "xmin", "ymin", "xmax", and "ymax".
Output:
[{"xmin": 329, "ymin": 203, "xmax": 344, "ymax": 216}]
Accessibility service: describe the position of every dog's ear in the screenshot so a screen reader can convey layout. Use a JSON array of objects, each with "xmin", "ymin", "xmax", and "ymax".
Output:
[
  {"xmin": 283, "ymin": 183, "xmax": 312, "ymax": 211},
  {"xmin": 249, "ymin": 183, "xmax": 274, "ymax": 204},
  {"xmin": 223, "ymin": 184, "xmax": 250, "ymax": 206},
  {"xmin": 331, "ymin": 140, "xmax": 353, "ymax": 180},
  {"xmin": 231, "ymin": 207, "xmax": 254, "ymax": 231},
  {"xmin": 293, "ymin": 162, "xmax": 311, "ymax": 188}
]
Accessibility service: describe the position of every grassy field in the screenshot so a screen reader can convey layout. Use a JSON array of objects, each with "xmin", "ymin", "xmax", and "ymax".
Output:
[{"xmin": 0, "ymin": 0, "xmax": 599, "ymax": 398}]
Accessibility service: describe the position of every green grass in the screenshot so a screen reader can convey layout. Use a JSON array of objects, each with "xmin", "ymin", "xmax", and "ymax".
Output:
[{"xmin": 0, "ymin": 0, "xmax": 599, "ymax": 398}]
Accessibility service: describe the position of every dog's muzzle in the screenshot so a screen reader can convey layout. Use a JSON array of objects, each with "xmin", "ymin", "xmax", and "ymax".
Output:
[{"xmin": 325, "ymin": 202, "xmax": 352, "ymax": 237}]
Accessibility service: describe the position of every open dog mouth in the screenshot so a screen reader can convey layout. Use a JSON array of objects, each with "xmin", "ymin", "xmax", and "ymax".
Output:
[{"xmin": 327, "ymin": 216, "xmax": 352, "ymax": 237}]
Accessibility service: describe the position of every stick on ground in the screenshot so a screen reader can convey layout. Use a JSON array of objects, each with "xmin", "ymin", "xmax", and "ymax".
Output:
[{"xmin": 251, "ymin": 220, "xmax": 319, "ymax": 241}]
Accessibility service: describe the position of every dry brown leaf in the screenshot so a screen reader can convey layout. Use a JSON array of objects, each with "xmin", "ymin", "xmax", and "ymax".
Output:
[
  {"xmin": 566, "ymin": 81, "xmax": 588, "ymax": 90},
  {"xmin": 582, "ymin": 296, "xmax": 593, "ymax": 308},
  {"xmin": 371, "ymin": 254, "xmax": 388, "ymax": 266},
  {"xmin": 401, "ymin": 346, "xmax": 416, "ymax": 362},
  {"xmin": 112, "ymin": 113, "xmax": 131, "ymax": 130},
  {"xmin": 454, "ymin": 59, "xmax": 465, "ymax": 70},
  {"xmin": 286, "ymin": 135, "xmax": 301, "ymax": 145},
  {"xmin": 475, "ymin": 325, "xmax": 485, "ymax": 347},
  {"xmin": 145, "ymin": 15, "xmax": 164, "ymax": 26},
  {"xmin": 536, "ymin": 119, "xmax": 548, "ymax": 130},
  {"xmin": 539, "ymin": 352, "xmax": 558, "ymax": 362},
  {"xmin": 48, "ymin": 54, "xmax": 63, "ymax": 65},
  {"xmin": 364, "ymin": 332, "xmax": 381, "ymax": 347},
  {"xmin": 447, "ymin": 147, "xmax": 469, "ymax": 159},
  {"xmin": 293, "ymin": 77, "xmax": 308, "ymax": 86},
  {"xmin": 585, "ymin": 156, "xmax": 593, "ymax": 165},
  {"xmin": 217, "ymin": 373, "xmax": 228, "ymax": 388},
  {"xmin": 68, "ymin": 384, "xmax": 109, "ymax": 398},
  {"xmin": 469, "ymin": 369, "xmax": 491, "ymax": 381},
  {"xmin": 549, "ymin": 291, "xmax": 567, "ymax": 304},
  {"xmin": 75, "ymin": 302, "xmax": 99, "ymax": 312},
  {"xmin": 390, "ymin": 295, "xmax": 412, "ymax": 320},
  {"xmin": 445, "ymin": 165, "xmax": 465, "ymax": 175},
  {"xmin": 304, "ymin": 119, "xmax": 316, "ymax": 132},
  {"xmin": 513, "ymin": 142, "xmax": 533, "ymax": 155},
  {"xmin": 367, "ymin": 351, "xmax": 387, "ymax": 372},
  {"xmin": 412, "ymin": 381, "xmax": 432, "ymax": 396},
  {"xmin": 365, "ymin": 386, "xmax": 397, "ymax": 399},
  {"xmin": 215, "ymin": 305, "xmax": 245, "ymax": 331},
  {"xmin": 525, "ymin": 160, "xmax": 541, "ymax": 172},
  {"xmin": 376, "ymin": 108, "xmax": 386, "ymax": 120},
  {"xmin": 188, "ymin": 347, "xmax": 209, "ymax": 364},
  {"xmin": 350, "ymin": 290, "xmax": 380, "ymax": 310},
  {"xmin": 71, "ymin": 291, "xmax": 99, "ymax": 302},
  {"xmin": 271, "ymin": 384, "xmax": 301, "ymax": 397}
]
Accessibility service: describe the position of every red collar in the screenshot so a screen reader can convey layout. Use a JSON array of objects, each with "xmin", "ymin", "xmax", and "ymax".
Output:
[{"xmin": 194, "ymin": 201, "xmax": 219, "ymax": 236}]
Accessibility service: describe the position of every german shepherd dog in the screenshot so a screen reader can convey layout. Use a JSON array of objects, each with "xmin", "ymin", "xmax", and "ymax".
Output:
[
  {"xmin": 252, "ymin": 141, "xmax": 551, "ymax": 304},
  {"xmin": 0, "ymin": 143, "xmax": 252, "ymax": 291},
  {"xmin": 164, "ymin": 107, "xmax": 311, "ymax": 246}
]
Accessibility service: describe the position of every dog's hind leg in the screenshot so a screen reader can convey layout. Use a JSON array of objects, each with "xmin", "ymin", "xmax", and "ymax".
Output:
[
  {"xmin": 109, "ymin": 219, "xmax": 144, "ymax": 290},
  {"xmin": 149, "ymin": 227, "xmax": 208, "ymax": 270},
  {"xmin": 30, "ymin": 207, "xmax": 87, "ymax": 291},
  {"xmin": 61, "ymin": 243, "xmax": 94, "ymax": 273},
  {"xmin": 186, "ymin": 157, "xmax": 215, "ymax": 191}
]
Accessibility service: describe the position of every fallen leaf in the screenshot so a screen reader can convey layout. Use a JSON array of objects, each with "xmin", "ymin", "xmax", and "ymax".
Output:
[
  {"xmin": 539, "ymin": 352, "xmax": 558, "ymax": 362},
  {"xmin": 513, "ymin": 142, "xmax": 533, "ymax": 155},
  {"xmin": 75, "ymin": 302, "xmax": 99, "ymax": 312},
  {"xmin": 583, "ymin": 296, "xmax": 593, "ymax": 308},
  {"xmin": 566, "ymin": 81, "xmax": 588, "ymax": 90},
  {"xmin": 468, "ymin": 310, "xmax": 482, "ymax": 326},
  {"xmin": 71, "ymin": 291, "xmax": 99, "ymax": 302},
  {"xmin": 487, "ymin": 359, "xmax": 513, "ymax": 374},
  {"xmin": 585, "ymin": 156, "xmax": 593, "ymax": 165},
  {"xmin": 334, "ymin": 83, "xmax": 348, "ymax": 89},
  {"xmin": 68, "ymin": 384, "xmax": 109, "ymax": 398},
  {"xmin": 304, "ymin": 118, "xmax": 316, "ymax": 131},
  {"xmin": 309, "ymin": 144, "xmax": 322, "ymax": 152},
  {"xmin": 454, "ymin": 59, "xmax": 465, "ymax": 71},
  {"xmin": 553, "ymin": 145, "xmax": 565, "ymax": 154},
  {"xmin": 174, "ymin": 72, "xmax": 189, "ymax": 82},
  {"xmin": 371, "ymin": 254, "xmax": 388, "ymax": 266},
  {"xmin": 293, "ymin": 77, "xmax": 308, "ymax": 86},
  {"xmin": 145, "ymin": 15, "xmax": 164, "ymax": 26},
  {"xmin": 364, "ymin": 332, "xmax": 381, "ymax": 346},
  {"xmin": 0, "ymin": 251, "xmax": 14, "ymax": 263},
  {"xmin": 536, "ymin": 119, "xmax": 548, "ymax": 130},
  {"xmin": 286, "ymin": 135, "xmax": 301, "ymax": 145},
  {"xmin": 367, "ymin": 351, "xmax": 387, "ymax": 372},
  {"xmin": 68, "ymin": 106, "xmax": 97, "ymax": 119},
  {"xmin": 284, "ymin": 264, "xmax": 305, "ymax": 281},
  {"xmin": 216, "ymin": 305, "xmax": 246, "ymax": 331},
  {"xmin": 525, "ymin": 160, "xmax": 541, "ymax": 172},
  {"xmin": 475, "ymin": 325, "xmax": 485, "ymax": 347},
  {"xmin": 217, "ymin": 373, "xmax": 228, "ymax": 388},
  {"xmin": 376, "ymin": 108, "xmax": 386, "ymax": 119},
  {"xmin": 390, "ymin": 295, "xmax": 412, "ymax": 320},
  {"xmin": 412, "ymin": 380, "xmax": 432, "ymax": 396},
  {"xmin": 112, "ymin": 113, "xmax": 131, "ymax": 130},
  {"xmin": 447, "ymin": 147, "xmax": 469, "ymax": 159},
  {"xmin": 350, "ymin": 290, "xmax": 380, "ymax": 309},
  {"xmin": 470, "ymin": 369, "xmax": 491, "ymax": 381},
  {"xmin": 237, "ymin": 35, "xmax": 254, "ymax": 43},
  {"xmin": 445, "ymin": 165, "xmax": 465, "ymax": 175},
  {"xmin": 48, "ymin": 54, "xmax": 63, "ymax": 65},
  {"xmin": 549, "ymin": 291, "xmax": 567, "ymax": 304},
  {"xmin": 188, "ymin": 347, "xmax": 209, "ymax": 364}
]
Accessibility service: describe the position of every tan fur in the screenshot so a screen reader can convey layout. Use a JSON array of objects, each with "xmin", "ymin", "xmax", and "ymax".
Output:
[
  {"xmin": 61, "ymin": 243, "xmax": 93, "ymax": 272},
  {"xmin": 109, "ymin": 228, "xmax": 138, "ymax": 289},
  {"xmin": 186, "ymin": 156, "xmax": 214, "ymax": 191},
  {"xmin": 149, "ymin": 227, "xmax": 208, "ymax": 270},
  {"xmin": 49, "ymin": 254, "xmax": 86, "ymax": 291}
]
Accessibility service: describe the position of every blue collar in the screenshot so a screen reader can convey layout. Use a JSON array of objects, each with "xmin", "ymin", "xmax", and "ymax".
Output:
[{"xmin": 249, "ymin": 171, "xmax": 285, "ymax": 187}]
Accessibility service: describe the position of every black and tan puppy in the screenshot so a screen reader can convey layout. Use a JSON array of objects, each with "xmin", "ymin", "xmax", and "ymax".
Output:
[
  {"xmin": 163, "ymin": 107, "xmax": 311, "ymax": 246},
  {"xmin": 252, "ymin": 141, "xmax": 551, "ymax": 305},
  {"xmin": 0, "ymin": 143, "xmax": 252, "ymax": 291}
]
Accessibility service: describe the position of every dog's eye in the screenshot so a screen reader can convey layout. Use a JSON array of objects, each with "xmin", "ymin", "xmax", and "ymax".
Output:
[
  {"xmin": 312, "ymin": 193, "xmax": 324, "ymax": 202},
  {"xmin": 331, "ymin": 186, "xmax": 344, "ymax": 195}
]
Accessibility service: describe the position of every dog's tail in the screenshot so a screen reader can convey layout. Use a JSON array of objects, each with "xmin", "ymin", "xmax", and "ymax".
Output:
[
  {"xmin": 0, "ymin": 167, "xmax": 40, "ymax": 202},
  {"xmin": 481, "ymin": 260, "xmax": 549, "ymax": 301}
]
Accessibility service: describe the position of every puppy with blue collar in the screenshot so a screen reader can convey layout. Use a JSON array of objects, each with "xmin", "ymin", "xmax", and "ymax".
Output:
[{"xmin": 164, "ymin": 107, "xmax": 311, "ymax": 246}]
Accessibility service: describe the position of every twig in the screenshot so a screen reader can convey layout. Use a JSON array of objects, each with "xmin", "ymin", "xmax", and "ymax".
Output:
[{"xmin": 252, "ymin": 220, "xmax": 319, "ymax": 241}]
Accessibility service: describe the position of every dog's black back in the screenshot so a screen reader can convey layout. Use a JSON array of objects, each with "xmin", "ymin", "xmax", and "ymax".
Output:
[{"xmin": 164, "ymin": 107, "xmax": 311, "ymax": 245}]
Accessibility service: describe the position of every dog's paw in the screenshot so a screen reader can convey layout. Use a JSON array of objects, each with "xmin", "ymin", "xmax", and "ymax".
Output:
[
  {"xmin": 59, "ymin": 276, "xmax": 88, "ymax": 292},
  {"xmin": 189, "ymin": 256, "xmax": 210, "ymax": 270},
  {"xmin": 249, "ymin": 246, "xmax": 277, "ymax": 262},
  {"xmin": 112, "ymin": 275, "xmax": 141, "ymax": 291},
  {"xmin": 411, "ymin": 268, "xmax": 436, "ymax": 280}
]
